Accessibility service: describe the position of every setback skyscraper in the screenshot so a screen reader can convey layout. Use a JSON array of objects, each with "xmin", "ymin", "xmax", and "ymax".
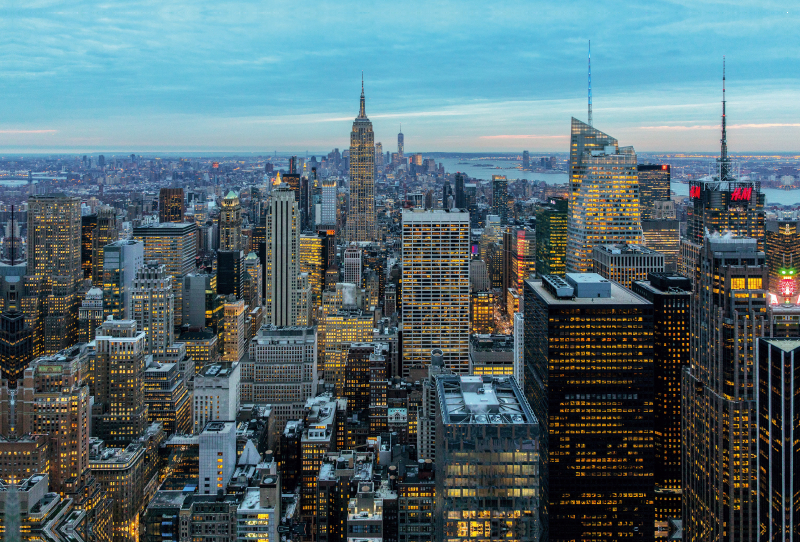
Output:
[
  {"xmin": 566, "ymin": 119, "xmax": 643, "ymax": 273},
  {"xmin": 265, "ymin": 182, "xmax": 300, "ymax": 326},
  {"xmin": 346, "ymin": 79, "xmax": 375, "ymax": 242}
]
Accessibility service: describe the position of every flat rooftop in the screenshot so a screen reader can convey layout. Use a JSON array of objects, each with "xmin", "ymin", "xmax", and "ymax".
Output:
[
  {"xmin": 528, "ymin": 277, "xmax": 650, "ymax": 306},
  {"xmin": 438, "ymin": 375, "xmax": 537, "ymax": 426}
]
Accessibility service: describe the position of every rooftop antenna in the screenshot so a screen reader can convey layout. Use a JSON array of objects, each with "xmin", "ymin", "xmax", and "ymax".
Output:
[
  {"xmin": 588, "ymin": 40, "xmax": 593, "ymax": 127},
  {"xmin": 718, "ymin": 56, "xmax": 731, "ymax": 182}
]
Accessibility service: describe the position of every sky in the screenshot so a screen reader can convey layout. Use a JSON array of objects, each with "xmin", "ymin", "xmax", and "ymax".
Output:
[{"xmin": 1, "ymin": 0, "xmax": 798, "ymax": 154}]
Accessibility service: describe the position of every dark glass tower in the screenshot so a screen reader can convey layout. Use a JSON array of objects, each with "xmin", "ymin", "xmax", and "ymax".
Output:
[
  {"xmin": 159, "ymin": 187, "xmax": 185, "ymax": 223},
  {"xmin": 535, "ymin": 198, "xmax": 568, "ymax": 277},
  {"xmin": 81, "ymin": 213, "xmax": 97, "ymax": 279},
  {"xmin": 525, "ymin": 273, "xmax": 654, "ymax": 542},
  {"xmin": 632, "ymin": 273, "xmax": 691, "ymax": 526},
  {"xmin": 454, "ymin": 173, "xmax": 466, "ymax": 209},
  {"xmin": 217, "ymin": 250, "xmax": 243, "ymax": 299},
  {"xmin": 491, "ymin": 175, "xmax": 510, "ymax": 225},
  {"xmin": 638, "ymin": 164, "xmax": 671, "ymax": 220}
]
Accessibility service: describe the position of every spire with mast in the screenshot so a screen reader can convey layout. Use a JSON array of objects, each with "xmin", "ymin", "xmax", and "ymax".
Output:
[
  {"xmin": 718, "ymin": 56, "xmax": 731, "ymax": 182},
  {"xmin": 588, "ymin": 40, "xmax": 593, "ymax": 127},
  {"xmin": 358, "ymin": 71, "xmax": 367, "ymax": 119}
]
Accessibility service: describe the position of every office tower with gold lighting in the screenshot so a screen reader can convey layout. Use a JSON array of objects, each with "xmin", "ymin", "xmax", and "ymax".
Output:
[
  {"xmin": 93, "ymin": 318, "xmax": 148, "ymax": 445},
  {"xmin": 143, "ymin": 360, "xmax": 190, "ymax": 435},
  {"xmin": 27, "ymin": 194, "xmax": 83, "ymax": 354},
  {"xmin": 757, "ymin": 338, "xmax": 800, "ymax": 540},
  {"xmin": 435, "ymin": 375, "xmax": 540, "ymax": 542},
  {"xmin": 131, "ymin": 261, "xmax": 174, "ymax": 357},
  {"xmin": 243, "ymin": 325, "xmax": 317, "ymax": 438},
  {"xmin": 632, "ymin": 273, "xmax": 691, "ymax": 526},
  {"xmin": 638, "ymin": 164, "xmax": 671, "ymax": 220},
  {"xmin": 346, "ymin": 79, "xmax": 375, "ymax": 243},
  {"xmin": 469, "ymin": 291, "xmax": 494, "ymax": 334},
  {"xmin": 765, "ymin": 218, "xmax": 800, "ymax": 299},
  {"xmin": 265, "ymin": 183, "xmax": 300, "ymax": 326},
  {"xmin": 566, "ymin": 119, "xmax": 643, "ymax": 273},
  {"xmin": 300, "ymin": 234, "xmax": 325, "ymax": 304},
  {"xmin": 682, "ymin": 235, "xmax": 766, "ymax": 542},
  {"xmin": 535, "ymin": 198, "xmax": 568, "ymax": 277},
  {"xmin": 81, "ymin": 213, "xmax": 97, "ymax": 279},
  {"xmin": 323, "ymin": 307, "xmax": 373, "ymax": 395},
  {"xmin": 92, "ymin": 206, "xmax": 118, "ymax": 287},
  {"xmin": 0, "ymin": 346, "xmax": 91, "ymax": 493},
  {"xmin": 402, "ymin": 209, "xmax": 470, "ymax": 374},
  {"xmin": 525, "ymin": 273, "xmax": 654, "ymax": 541},
  {"xmin": 102, "ymin": 240, "xmax": 144, "ymax": 321},
  {"xmin": 591, "ymin": 243, "xmax": 665, "ymax": 290},
  {"xmin": 642, "ymin": 219, "xmax": 680, "ymax": 272},
  {"xmin": 159, "ymin": 187, "xmax": 185, "ymax": 223},
  {"xmin": 219, "ymin": 191, "xmax": 243, "ymax": 251},
  {"xmin": 509, "ymin": 225, "xmax": 536, "ymax": 293},
  {"xmin": 223, "ymin": 296, "xmax": 246, "ymax": 362}
]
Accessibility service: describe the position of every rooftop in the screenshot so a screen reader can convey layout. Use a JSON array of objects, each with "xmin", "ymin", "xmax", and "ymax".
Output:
[
  {"xmin": 760, "ymin": 337, "xmax": 800, "ymax": 352},
  {"xmin": 438, "ymin": 375, "xmax": 537, "ymax": 426},
  {"xmin": 530, "ymin": 276, "xmax": 650, "ymax": 306},
  {"xmin": 595, "ymin": 243, "xmax": 660, "ymax": 256}
]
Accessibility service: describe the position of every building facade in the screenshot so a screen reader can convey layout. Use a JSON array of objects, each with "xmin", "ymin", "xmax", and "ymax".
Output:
[{"xmin": 346, "ymin": 81, "xmax": 376, "ymax": 242}]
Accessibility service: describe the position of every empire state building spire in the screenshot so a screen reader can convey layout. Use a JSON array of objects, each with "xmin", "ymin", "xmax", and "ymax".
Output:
[{"xmin": 358, "ymin": 71, "xmax": 367, "ymax": 119}]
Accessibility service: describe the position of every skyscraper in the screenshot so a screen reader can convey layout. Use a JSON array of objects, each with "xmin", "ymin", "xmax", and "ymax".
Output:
[
  {"xmin": 102, "ymin": 240, "xmax": 144, "ymax": 320},
  {"xmin": 346, "ymin": 78, "xmax": 376, "ymax": 242},
  {"xmin": 81, "ymin": 213, "xmax": 97, "ymax": 279},
  {"xmin": 27, "ymin": 194, "xmax": 82, "ymax": 353},
  {"xmin": 92, "ymin": 318, "xmax": 148, "ymax": 445},
  {"xmin": 522, "ymin": 150, "xmax": 530, "ymax": 170},
  {"xmin": 632, "ymin": 273, "xmax": 691, "ymax": 525},
  {"xmin": 402, "ymin": 209, "xmax": 470, "ymax": 374},
  {"xmin": 765, "ymin": 218, "xmax": 800, "ymax": 298},
  {"xmin": 682, "ymin": 235, "xmax": 766, "ymax": 542},
  {"xmin": 159, "ymin": 187, "xmax": 185, "ymax": 223},
  {"xmin": 0, "ymin": 281, "xmax": 33, "ymax": 387},
  {"xmin": 265, "ymin": 183, "xmax": 300, "ymax": 326},
  {"xmin": 320, "ymin": 178, "xmax": 337, "ymax": 227},
  {"xmin": 454, "ymin": 173, "xmax": 466, "ymax": 209},
  {"xmin": 566, "ymin": 119, "xmax": 643, "ymax": 273},
  {"xmin": 398, "ymin": 125, "xmax": 404, "ymax": 161},
  {"xmin": 92, "ymin": 206, "xmax": 118, "ymax": 287},
  {"xmin": 343, "ymin": 244, "xmax": 362, "ymax": 285},
  {"xmin": 131, "ymin": 261, "xmax": 174, "ymax": 357},
  {"xmin": 374, "ymin": 141, "xmax": 383, "ymax": 177},
  {"xmin": 525, "ymin": 273, "xmax": 654, "ymax": 541},
  {"xmin": 219, "ymin": 191, "xmax": 243, "ymax": 251},
  {"xmin": 491, "ymin": 175, "xmax": 510, "ymax": 225},
  {"xmin": 535, "ymin": 198, "xmax": 568, "ymax": 277},
  {"xmin": 638, "ymin": 164, "xmax": 671, "ymax": 220}
]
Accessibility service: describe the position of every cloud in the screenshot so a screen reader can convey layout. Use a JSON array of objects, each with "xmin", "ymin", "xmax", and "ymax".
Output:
[
  {"xmin": 480, "ymin": 135, "xmax": 569, "ymax": 140},
  {"xmin": 0, "ymin": 130, "xmax": 57, "ymax": 134},
  {"xmin": 641, "ymin": 123, "xmax": 800, "ymax": 130}
]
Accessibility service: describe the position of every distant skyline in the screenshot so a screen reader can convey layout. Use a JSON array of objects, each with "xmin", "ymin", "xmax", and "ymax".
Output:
[{"xmin": 1, "ymin": 0, "xmax": 798, "ymax": 153}]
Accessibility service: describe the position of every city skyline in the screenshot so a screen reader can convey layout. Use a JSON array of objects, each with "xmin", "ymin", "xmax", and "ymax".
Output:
[{"xmin": 1, "ymin": 0, "xmax": 799, "ymax": 153}]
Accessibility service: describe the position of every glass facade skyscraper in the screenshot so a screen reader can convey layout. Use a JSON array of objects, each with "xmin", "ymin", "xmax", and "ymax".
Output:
[
  {"xmin": 638, "ymin": 164, "xmax": 670, "ymax": 220},
  {"xmin": 566, "ymin": 118, "xmax": 643, "ymax": 273},
  {"xmin": 535, "ymin": 198, "xmax": 568, "ymax": 277},
  {"xmin": 525, "ymin": 273, "xmax": 654, "ymax": 541}
]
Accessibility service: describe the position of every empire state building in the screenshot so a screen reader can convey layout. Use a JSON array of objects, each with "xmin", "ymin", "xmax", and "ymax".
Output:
[{"xmin": 347, "ymin": 78, "xmax": 375, "ymax": 242}]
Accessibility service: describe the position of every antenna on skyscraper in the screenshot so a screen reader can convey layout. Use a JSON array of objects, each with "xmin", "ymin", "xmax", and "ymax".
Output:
[
  {"xmin": 588, "ymin": 40, "xmax": 593, "ymax": 127},
  {"xmin": 719, "ymin": 56, "xmax": 730, "ymax": 182}
]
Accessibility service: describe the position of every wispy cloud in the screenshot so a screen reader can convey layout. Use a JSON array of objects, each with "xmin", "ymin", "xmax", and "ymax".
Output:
[
  {"xmin": 0, "ymin": 130, "xmax": 57, "ymax": 134},
  {"xmin": 641, "ymin": 123, "xmax": 800, "ymax": 130},
  {"xmin": 480, "ymin": 135, "xmax": 569, "ymax": 140}
]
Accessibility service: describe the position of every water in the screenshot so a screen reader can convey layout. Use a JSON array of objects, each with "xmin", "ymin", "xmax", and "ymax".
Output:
[{"xmin": 436, "ymin": 158, "xmax": 800, "ymax": 207}]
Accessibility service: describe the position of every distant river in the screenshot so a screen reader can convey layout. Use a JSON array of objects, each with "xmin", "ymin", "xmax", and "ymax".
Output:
[{"xmin": 437, "ymin": 158, "xmax": 800, "ymax": 207}]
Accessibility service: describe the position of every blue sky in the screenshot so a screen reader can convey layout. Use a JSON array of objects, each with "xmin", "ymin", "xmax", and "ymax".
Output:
[{"xmin": 1, "ymin": 0, "xmax": 798, "ymax": 153}]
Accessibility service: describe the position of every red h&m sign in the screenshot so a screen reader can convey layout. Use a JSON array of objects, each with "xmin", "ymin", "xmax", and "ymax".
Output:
[
  {"xmin": 690, "ymin": 185, "xmax": 701, "ymax": 199},
  {"xmin": 730, "ymin": 187, "xmax": 753, "ymax": 201}
]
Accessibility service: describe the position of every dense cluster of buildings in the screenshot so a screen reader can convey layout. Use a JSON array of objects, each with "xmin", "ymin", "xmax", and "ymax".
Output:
[{"xmin": 0, "ymin": 72, "xmax": 799, "ymax": 542}]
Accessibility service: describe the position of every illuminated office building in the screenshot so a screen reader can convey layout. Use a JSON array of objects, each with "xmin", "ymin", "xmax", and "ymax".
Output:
[
  {"xmin": 491, "ymin": 175, "xmax": 510, "ymax": 225},
  {"xmin": 346, "ymin": 79, "xmax": 376, "ymax": 243},
  {"xmin": 756, "ymin": 338, "xmax": 800, "ymax": 541},
  {"xmin": 81, "ymin": 213, "xmax": 97, "ymax": 279},
  {"xmin": 435, "ymin": 375, "xmax": 539, "ymax": 542},
  {"xmin": 525, "ymin": 273, "xmax": 654, "ymax": 541},
  {"xmin": 402, "ymin": 209, "xmax": 470, "ymax": 374},
  {"xmin": 0, "ymin": 346, "xmax": 91, "ymax": 493},
  {"xmin": 765, "ymin": 218, "xmax": 800, "ymax": 299},
  {"xmin": 131, "ymin": 261, "xmax": 174, "ymax": 357},
  {"xmin": 631, "ymin": 273, "xmax": 691, "ymax": 525},
  {"xmin": 0, "ymin": 280, "xmax": 33, "ymax": 387},
  {"xmin": 143, "ymin": 360, "xmax": 190, "ymax": 435},
  {"xmin": 470, "ymin": 291, "xmax": 494, "ymax": 334},
  {"xmin": 219, "ymin": 191, "xmax": 243, "ymax": 251},
  {"xmin": 242, "ymin": 325, "xmax": 317, "ymax": 437},
  {"xmin": 321, "ymin": 179, "xmax": 337, "ymax": 227},
  {"xmin": 242, "ymin": 252, "xmax": 262, "ymax": 309},
  {"xmin": 638, "ymin": 164, "xmax": 671, "ymax": 220},
  {"xmin": 159, "ymin": 187, "xmax": 184, "ymax": 223},
  {"xmin": 265, "ymin": 183, "xmax": 300, "ymax": 326},
  {"xmin": 78, "ymin": 287, "xmax": 103, "ymax": 343},
  {"xmin": 642, "ymin": 219, "xmax": 680, "ymax": 272},
  {"xmin": 102, "ymin": 240, "xmax": 144, "ymax": 321},
  {"xmin": 299, "ymin": 233, "xmax": 326, "ymax": 304},
  {"xmin": 193, "ymin": 362, "xmax": 240, "ymax": 432},
  {"xmin": 566, "ymin": 119, "xmax": 643, "ymax": 273},
  {"xmin": 591, "ymin": 243, "xmax": 664, "ymax": 290},
  {"xmin": 223, "ymin": 297, "xmax": 247, "ymax": 362},
  {"xmin": 323, "ymin": 307, "xmax": 373, "ymax": 395},
  {"xmin": 682, "ymin": 235, "xmax": 766, "ymax": 542},
  {"xmin": 468, "ymin": 334, "xmax": 514, "ymax": 377},
  {"xmin": 535, "ymin": 198, "xmax": 568, "ymax": 277},
  {"xmin": 300, "ymin": 395, "xmax": 339, "ymax": 537},
  {"xmin": 27, "ymin": 194, "xmax": 83, "ymax": 354},
  {"xmin": 510, "ymin": 226, "xmax": 536, "ymax": 293},
  {"xmin": 93, "ymin": 318, "xmax": 148, "ymax": 445},
  {"xmin": 134, "ymin": 222, "xmax": 197, "ymax": 327},
  {"xmin": 92, "ymin": 206, "xmax": 118, "ymax": 287}
]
